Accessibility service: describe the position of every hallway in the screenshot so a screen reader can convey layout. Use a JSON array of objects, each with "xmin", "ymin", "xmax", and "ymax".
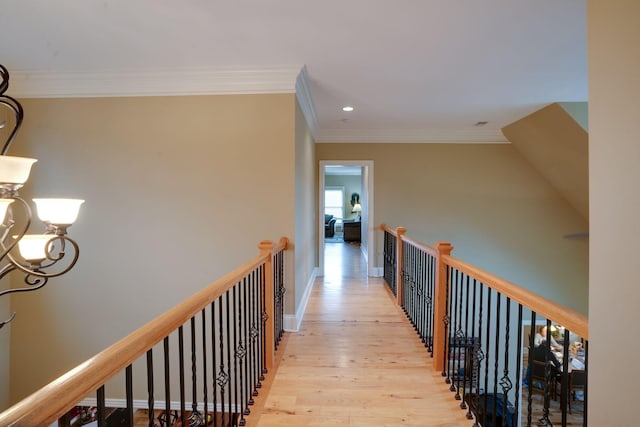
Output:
[{"xmin": 250, "ymin": 242, "xmax": 473, "ymax": 427}]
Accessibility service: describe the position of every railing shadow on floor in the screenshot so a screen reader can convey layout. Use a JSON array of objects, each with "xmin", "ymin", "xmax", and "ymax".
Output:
[
  {"xmin": 381, "ymin": 224, "xmax": 588, "ymax": 427},
  {"xmin": 0, "ymin": 238, "xmax": 288, "ymax": 427}
]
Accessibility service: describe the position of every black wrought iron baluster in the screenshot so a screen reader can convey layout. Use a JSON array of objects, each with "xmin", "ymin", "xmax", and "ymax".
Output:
[
  {"xmin": 249, "ymin": 269, "xmax": 259, "ymax": 402},
  {"xmin": 472, "ymin": 283, "xmax": 484, "ymax": 427},
  {"xmin": 96, "ymin": 385, "xmax": 105, "ymax": 427},
  {"xmin": 514, "ymin": 305, "xmax": 523, "ymax": 427},
  {"xmin": 178, "ymin": 326, "xmax": 186, "ymax": 427},
  {"xmin": 409, "ymin": 244, "xmax": 415, "ymax": 324},
  {"xmin": 218, "ymin": 292, "xmax": 228, "ymax": 426},
  {"xmin": 491, "ymin": 292, "xmax": 501, "ymax": 427},
  {"xmin": 466, "ymin": 278, "xmax": 477, "ymax": 421},
  {"xmin": 260, "ymin": 264, "xmax": 267, "ymax": 380},
  {"xmin": 163, "ymin": 336, "xmax": 171, "ymax": 425},
  {"xmin": 403, "ymin": 245, "xmax": 410, "ymax": 312},
  {"xmin": 448, "ymin": 267, "xmax": 458, "ymax": 390},
  {"xmin": 427, "ymin": 254, "xmax": 435, "ymax": 355},
  {"xmin": 273, "ymin": 252, "xmax": 279, "ymax": 349},
  {"xmin": 211, "ymin": 300, "xmax": 218, "ymax": 427},
  {"xmin": 238, "ymin": 278, "xmax": 247, "ymax": 426},
  {"xmin": 499, "ymin": 297, "xmax": 513, "ymax": 427},
  {"xmin": 417, "ymin": 247, "xmax": 425, "ymax": 339},
  {"xmin": 405, "ymin": 244, "xmax": 412, "ymax": 323},
  {"xmin": 483, "ymin": 287, "xmax": 492, "ymax": 427},
  {"xmin": 442, "ymin": 265, "xmax": 451, "ymax": 380},
  {"xmin": 126, "ymin": 365, "xmax": 134, "ymax": 426},
  {"xmin": 226, "ymin": 290, "xmax": 233, "ymax": 425},
  {"xmin": 201, "ymin": 309, "xmax": 209, "ymax": 422},
  {"xmin": 275, "ymin": 250, "xmax": 285, "ymax": 348},
  {"xmin": 454, "ymin": 269, "xmax": 464, "ymax": 399},
  {"xmin": 403, "ymin": 243, "xmax": 410, "ymax": 319},
  {"xmin": 561, "ymin": 327, "xmax": 570, "ymax": 425},
  {"xmin": 391, "ymin": 233, "xmax": 397, "ymax": 295},
  {"xmin": 419, "ymin": 249, "xmax": 427, "ymax": 346},
  {"xmin": 526, "ymin": 311, "xmax": 536, "ymax": 427},
  {"xmin": 449, "ymin": 267, "xmax": 459, "ymax": 390},
  {"xmin": 189, "ymin": 316, "xmax": 203, "ymax": 427},
  {"xmin": 147, "ymin": 349, "xmax": 154, "ymax": 427},
  {"xmin": 243, "ymin": 275, "xmax": 252, "ymax": 416},
  {"xmin": 583, "ymin": 340, "xmax": 588, "ymax": 427},
  {"xmin": 414, "ymin": 245, "xmax": 420, "ymax": 330},
  {"xmin": 460, "ymin": 274, "xmax": 471, "ymax": 410}
]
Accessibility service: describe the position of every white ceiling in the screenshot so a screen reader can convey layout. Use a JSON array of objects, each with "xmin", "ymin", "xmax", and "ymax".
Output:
[{"xmin": 0, "ymin": 1, "xmax": 587, "ymax": 143}]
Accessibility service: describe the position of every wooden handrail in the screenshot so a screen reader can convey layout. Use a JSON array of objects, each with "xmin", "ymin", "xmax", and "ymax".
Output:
[
  {"xmin": 443, "ymin": 254, "xmax": 589, "ymax": 339},
  {"xmin": 380, "ymin": 223, "xmax": 398, "ymax": 237},
  {"xmin": 381, "ymin": 225, "xmax": 588, "ymax": 339},
  {"xmin": 401, "ymin": 234, "xmax": 437, "ymax": 257},
  {"xmin": 273, "ymin": 236, "xmax": 289, "ymax": 253},
  {"xmin": 0, "ymin": 239, "xmax": 289, "ymax": 427}
]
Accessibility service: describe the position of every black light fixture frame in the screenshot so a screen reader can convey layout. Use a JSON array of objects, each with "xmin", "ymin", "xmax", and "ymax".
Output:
[{"xmin": 0, "ymin": 64, "xmax": 81, "ymax": 329}]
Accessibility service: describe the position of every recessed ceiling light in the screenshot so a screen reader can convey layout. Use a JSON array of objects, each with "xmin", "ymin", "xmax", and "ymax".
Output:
[{"xmin": 342, "ymin": 106, "xmax": 354, "ymax": 112}]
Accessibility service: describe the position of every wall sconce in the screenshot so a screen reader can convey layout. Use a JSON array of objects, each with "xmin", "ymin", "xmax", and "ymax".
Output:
[{"xmin": 0, "ymin": 64, "xmax": 83, "ymax": 329}]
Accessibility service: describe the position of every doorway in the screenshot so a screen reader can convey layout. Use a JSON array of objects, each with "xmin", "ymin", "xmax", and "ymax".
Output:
[{"xmin": 318, "ymin": 160, "xmax": 375, "ymax": 276}]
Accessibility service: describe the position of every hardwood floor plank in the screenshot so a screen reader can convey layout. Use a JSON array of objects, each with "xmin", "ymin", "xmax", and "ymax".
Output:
[{"xmin": 248, "ymin": 242, "xmax": 472, "ymax": 427}]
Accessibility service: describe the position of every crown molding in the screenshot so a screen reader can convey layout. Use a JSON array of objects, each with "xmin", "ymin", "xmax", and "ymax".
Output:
[
  {"xmin": 294, "ymin": 65, "xmax": 318, "ymax": 138},
  {"xmin": 8, "ymin": 66, "xmax": 304, "ymax": 98},
  {"xmin": 314, "ymin": 128, "xmax": 509, "ymax": 143}
]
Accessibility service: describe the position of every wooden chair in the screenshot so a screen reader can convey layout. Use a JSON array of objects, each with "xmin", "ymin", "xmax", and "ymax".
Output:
[
  {"xmin": 530, "ymin": 360, "xmax": 558, "ymax": 400},
  {"xmin": 567, "ymin": 369, "xmax": 586, "ymax": 414}
]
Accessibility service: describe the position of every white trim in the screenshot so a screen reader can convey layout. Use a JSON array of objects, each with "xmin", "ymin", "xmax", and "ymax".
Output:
[
  {"xmin": 315, "ymin": 128, "xmax": 509, "ymax": 144},
  {"xmin": 370, "ymin": 267, "xmax": 384, "ymax": 277},
  {"xmin": 8, "ymin": 66, "xmax": 303, "ymax": 98},
  {"xmin": 319, "ymin": 161, "xmax": 375, "ymax": 276},
  {"xmin": 283, "ymin": 267, "xmax": 318, "ymax": 332},
  {"xmin": 295, "ymin": 65, "xmax": 318, "ymax": 138}
]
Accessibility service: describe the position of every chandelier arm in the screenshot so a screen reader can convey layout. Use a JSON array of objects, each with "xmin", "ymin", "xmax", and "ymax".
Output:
[
  {"xmin": 0, "ymin": 274, "xmax": 48, "ymax": 298},
  {"xmin": 0, "ymin": 275, "xmax": 49, "ymax": 330},
  {"xmin": 0, "ymin": 64, "xmax": 24, "ymax": 155},
  {"xmin": 0, "ymin": 312, "xmax": 16, "ymax": 329},
  {"xmin": 0, "ymin": 196, "xmax": 32, "ymax": 260},
  {"xmin": 0, "ymin": 64, "xmax": 8, "ymax": 94},
  {"xmin": 4, "ymin": 236, "xmax": 80, "ymax": 279}
]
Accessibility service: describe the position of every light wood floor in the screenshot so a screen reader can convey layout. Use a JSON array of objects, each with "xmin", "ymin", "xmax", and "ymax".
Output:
[{"xmin": 247, "ymin": 242, "xmax": 473, "ymax": 427}]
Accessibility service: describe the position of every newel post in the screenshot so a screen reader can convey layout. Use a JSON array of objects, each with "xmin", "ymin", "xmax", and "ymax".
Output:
[
  {"xmin": 258, "ymin": 240, "xmax": 275, "ymax": 371},
  {"xmin": 395, "ymin": 227, "xmax": 407, "ymax": 306},
  {"xmin": 432, "ymin": 241, "xmax": 454, "ymax": 373}
]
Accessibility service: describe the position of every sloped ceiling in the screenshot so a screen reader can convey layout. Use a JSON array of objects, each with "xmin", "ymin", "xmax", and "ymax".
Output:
[{"xmin": 502, "ymin": 103, "xmax": 589, "ymax": 220}]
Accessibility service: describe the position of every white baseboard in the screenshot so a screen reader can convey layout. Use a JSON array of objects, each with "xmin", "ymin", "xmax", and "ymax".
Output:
[
  {"xmin": 283, "ymin": 267, "xmax": 318, "ymax": 332},
  {"xmin": 370, "ymin": 267, "xmax": 383, "ymax": 277}
]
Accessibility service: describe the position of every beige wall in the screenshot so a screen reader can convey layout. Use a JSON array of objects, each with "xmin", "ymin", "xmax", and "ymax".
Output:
[
  {"xmin": 588, "ymin": 1, "xmax": 640, "ymax": 425},
  {"xmin": 4, "ymin": 93, "xmax": 296, "ymax": 405},
  {"xmin": 293, "ymin": 100, "xmax": 316, "ymax": 314},
  {"xmin": 0, "ymin": 298, "xmax": 8, "ymax": 409},
  {"xmin": 317, "ymin": 143, "xmax": 588, "ymax": 315}
]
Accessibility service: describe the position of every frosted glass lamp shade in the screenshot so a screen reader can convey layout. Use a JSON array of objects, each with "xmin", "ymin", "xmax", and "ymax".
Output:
[
  {"xmin": 352, "ymin": 203, "xmax": 362, "ymax": 213},
  {"xmin": 0, "ymin": 156, "xmax": 37, "ymax": 184},
  {"xmin": 0, "ymin": 199, "xmax": 13, "ymax": 222},
  {"xmin": 33, "ymin": 198, "xmax": 85, "ymax": 225},
  {"xmin": 16, "ymin": 234, "xmax": 53, "ymax": 261}
]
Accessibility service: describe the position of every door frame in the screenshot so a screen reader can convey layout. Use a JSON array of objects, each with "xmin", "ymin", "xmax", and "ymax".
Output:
[{"xmin": 318, "ymin": 160, "xmax": 375, "ymax": 276}]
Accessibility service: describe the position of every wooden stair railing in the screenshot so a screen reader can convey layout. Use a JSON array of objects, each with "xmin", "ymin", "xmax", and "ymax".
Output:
[
  {"xmin": 381, "ymin": 224, "xmax": 588, "ymax": 427},
  {"xmin": 0, "ymin": 237, "xmax": 289, "ymax": 427}
]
